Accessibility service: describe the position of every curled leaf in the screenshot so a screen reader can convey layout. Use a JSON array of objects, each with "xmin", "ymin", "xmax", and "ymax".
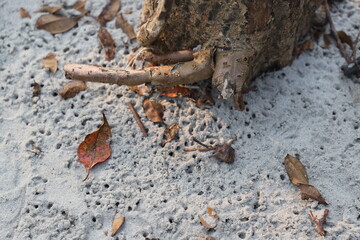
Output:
[
  {"xmin": 73, "ymin": 1, "xmax": 87, "ymax": 16},
  {"xmin": 115, "ymin": 13, "xmax": 136, "ymax": 40},
  {"xmin": 36, "ymin": 14, "xmax": 79, "ymax": 34},
  {"xmin": 78, "ymin": 113, "xmax": 112, "ymax": 181},
  {"xmin": 35, "ymin": 5, "xmax": 63, "ymax": 14},
  {"xmin": 20, "ymin": 8, "xmax": 31, "ymax": 18},
  {"xmin": 42, "ymin": 52, "xmax": 58, "ymax": 73},
  {"xmin": 284, "ymin": 154, "xmax": 309, "ymax": 185},
  {"xmin": 128, "ymin": 84, "xmax": 152, "ymax": 96},
  {"xmin": 32, "ymin": 81, "xmax": 41, "ymax": 98},
  {"xmin": 59, "ymin": 80, "xmax": 87, "ymax": 99},
  {"xmin": 98, "ymin": 28, "xmax": 115, "ymax": 60},
  {"xmin": 337, "ymin": 31, "xmax": 353, "ymax": 49},
  {"xmin": 98, "ymin": 0, "xmax": 121, "ymax": 25},
  {"xmin": 210, "ymin": 142, "xmax": 235, "ymax": 163},
  {"xmin": 200, "ymin": 207, "xmax": 219, "ymax": 229},
  {"xmin": 161, "ymin": 124, "xmax": 179, "ymax": 146},
  {"xmin": 143, "ymin": 99, "xmax": 164, "ymax": 123},
  {"xmin": 160, "ymin": 86, "xmax": 191, "ymax": 98},
  {"xmin": 111, "ymin": 216, "xmax": 125, "ymax": 236},
  {"xmin": 298, "ymin": 183, "xmax": 328, "ymax": 205}
]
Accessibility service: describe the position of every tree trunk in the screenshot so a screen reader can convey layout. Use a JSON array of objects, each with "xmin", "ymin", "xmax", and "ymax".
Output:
[{"xmin": 64, "ymin": 0, "xmax": 323, "ymax": 109}]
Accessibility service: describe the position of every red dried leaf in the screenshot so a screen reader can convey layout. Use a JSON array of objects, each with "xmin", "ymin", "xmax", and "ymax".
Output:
[
  {"xmin": 98, "ymin": 28, "xmax": 115, "ymax": 60},
  {"xmin": 78, "ymin": 113, "xmax": 112, "ymax": 181},
  {"xmin": 160, "ymin": 86, "xmax": 191, "ymax": 98},
  {"xmin": 98, "ymin": 0, "xmax": 121, "ymax": 25}
]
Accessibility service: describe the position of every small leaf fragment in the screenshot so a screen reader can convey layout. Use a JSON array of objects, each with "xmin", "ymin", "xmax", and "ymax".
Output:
[
  {"xmin": 115, "ymin": 13, "xmax": 136, "ymax": 40},
  {"xmin": 32, "ymin": 81, "xmax": 41, "ymax": 97},
  {"xmin": 161, "ymin": 124, "xmax": 179, "ymax": 146},
  {"xmin": 78, "ymin": 112, "xmax": 112, "ymax": 181},
  {"xmin": 160, "ymin": 86, "xmax": 191, "ymax": 98},
  {"xmin": 200, "ymin": 207, "xmax": 219, "ymax": 229},
  {"xmin": 20, "ymin": 8, "xmax": 31, "ymax": 18},
  {"xmin": 284, "ymin": 154, "xmax": 309, "ymax": 185},
  {"xmin": 72, "ymin": 1, "xmax": 87, "ymax": 16},
  {"xmin": 337, "ymin": 31, "xmax": 353, "ymax": 49},
  {"xmin": 59, "ymin": 80, "xmax": 87, "ymax": 99},
  {"xmin": 143, "ymin": 99, "xmax": 164, "ymax": 123},
  {"xmin": 36, "ymin": 14, "xmax": 79, "ymax": 34},
  {"xmin": 111, "ymin": 216, "xmax": 125, "ymax": 236},
  {"xmin": 98, "ymin": 0, "xmax": 121, "ymax": 25},
  {"xmin": 98, "ymin": 28, "xmax": 115, "ymax": 60},
  {"xmin": 200, "ymin": 217, "xmax": 216, "ymax": 229},
  {"xmin": 294, "ymin": 39, "xmax": 314, "ymax": 56},
  {"xmin": 128, "ymin": 84, "xmax": 152, "ymax": 96},
  {"xmin": 210, "ymin": 143, "xmax": 235, "ymax": 163},
  {"xmin": 35, "ymin": 5, "xmax": 63, "ymax": 14},
  {"xmin": 42, "ymin": 52, "xmax": 58, "ymax": 73},
  {"xmin": 321, "ymin": 34, "xmax": 332, "ymax": 49},
  {"xmin": 298, "ymin": 183, "xmax": 328, "ymax": 205}
]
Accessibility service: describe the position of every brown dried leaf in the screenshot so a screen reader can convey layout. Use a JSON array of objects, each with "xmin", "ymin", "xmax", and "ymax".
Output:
[
  {"xmin": 35, "ymin": 5, "xmax": 63, "ymax": 14},
  {"xmin": 128, "ymin": 84, "xmax": 152, "ymax": 96},
  {"xmin": 98, "ymin": 0, "xmax": 121, "ymax": 25},
  {"xmin": 73, "ymin": 1, "xmax": 87, "ymax": 16},
  {"xmin": 20, "ymin": 8, "xmax": 31, "ymax": 18},
  {"xmin": 294, "ymin": 39, "xmax": 314, "ymax": 56},
  {"xmin": 211, "ymin": 143, "xmax": 235, "ymax": 163},
  {"xmin": 161, "ymin": 124, "xmax": 179, "ymax": 146},
  {"xmin": 284, "ymin": 154, "xmax": 309, "ymax": 185},
  {"xmin": 337, "ymin": 31, "xmax": 353, "ymax": 49},
  {"xmin": 160, "ymin": 86, "xmax": 191, "ymax": 98},
  {"xmin": 115, "ymin": 13, "xmax": 136, "ymax": 40},
  {"xmin": 143, "ymin": 99, "xmax": 164, "ymax": 123},
  {"xmin": 59, "ymin": 80, "xmax": 87, "ymax": 99},
  {"xmin": 36, "ymin": 14, "xmax": 79, "ymax": 34},
  {"xmin": 42, "ymin": 52, "xmax": 58, "ymax": 73},
  {"xmin": 98, "ymin": 28, "xmax": 115, "ymax": 60},
  {"xmin": 321, "ymin": 34, "xmax": 332, "ymax": 49},
  {"xmin": 78, "ymin": 113, "xmax": 112, "ymax": 181},
  {"xmin": 32, "ymin": 81, "xmax": 41, "ymax": 97},
  {"xmin": 111, "ymin": 216, "xmax": 125, "ymax": 236},
  {"xmin": 298, "ymin": 183, "xmax": 328, "ymax": 205}
]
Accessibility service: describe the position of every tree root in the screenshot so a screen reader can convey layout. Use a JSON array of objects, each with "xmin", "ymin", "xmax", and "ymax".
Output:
[
  {"xmin": 138, "ymin": 49, "xmax": 194, "ymax": 65},
  {"xmin": 64, "ymin": 49, "xmax": 213, "ymax": 87}
]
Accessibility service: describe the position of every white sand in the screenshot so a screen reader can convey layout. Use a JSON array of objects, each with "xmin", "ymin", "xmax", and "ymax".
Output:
[{"xmin": 1, "ymin": 0, "xmax": 360, "ymax": 239}]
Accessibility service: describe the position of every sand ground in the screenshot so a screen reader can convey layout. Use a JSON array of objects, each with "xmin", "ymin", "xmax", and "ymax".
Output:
[{"xmin": 0, "ymin": 0, "xmax": 360, "ymax": 239}]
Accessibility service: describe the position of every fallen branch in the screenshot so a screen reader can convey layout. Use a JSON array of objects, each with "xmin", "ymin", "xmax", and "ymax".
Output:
[
  {"xmin": 309, "ymin": 209, "xmax": 329, "ymax": 236},
  {"xmin": 324, "ymin": 0, "xmax": 351, "ymax": 64},
  {"xmin": 139, "ymin": 50, "xmax": 194, "ymax": 65},
  {"xmin": 63, "ymin": 49, "xmax": 213, "ymax": 87},
  {"xmin": 127, "ymin": 102, "xmax": 148, "ymax": 137}
]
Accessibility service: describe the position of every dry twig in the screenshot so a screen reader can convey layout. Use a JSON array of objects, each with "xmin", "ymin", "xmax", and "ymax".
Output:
[
  {"xmin": 309, "ymin": 209, "xmax": 329, "ymax": 236},
  {"xmin": 128, "ymin": 102, "xmax": 148, "ymax": 137}
]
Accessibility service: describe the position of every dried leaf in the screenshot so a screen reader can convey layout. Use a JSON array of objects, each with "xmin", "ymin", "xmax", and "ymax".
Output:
[
  {"xmin": 143, "ymin": 99, "xmax": 164, "ymax": 123},
  {"xmin": 200, "ymin": 207, "xmax": 219, "ymax": 229},
  {"xmin": 321, "ymin": 34, "xmax": 332, "ymax": 49},
  {"xmin": 42, "ymin": 52, "xmax": 58, "ymax": 73},
  {"xmin": 210, "ymin": 143, "xmax": 235, "ymax": 163},
  {"xmin": 337, "ymin": 31, "xmax": 353, "ymax": 49},
  {"xmin": 98, "ymin": 28, "xmax": 115, "ymax": 60},
  {"xmin": 35, "ymin": 5, "xmax": 63, "ymax": 14},
  {"xmin": 20, "ymin": 8, "xmax": 31, "ymax": 18},
  {"xmin": 111, "ymin": 216, "xmax": 125, "ymax": 236},
  {"xmin": 128, "ymin": 84, "xmax": 152, "ymax": 96},
  {"xmin": 294, "ymin": 39, "xmax": 314, "ymax": 56},
  {"xmin": 32, "ymin": 81, "xmax": 41, "ymax": 97},
  {"xmin": 161, "ymin": 124, "xmax": 179, "ymax": 146},
  {"xmin": 98, "ymin": 0, "xmax": 121, "ymax": 25},
  {"xmin": 36, "ymin": 14, "xmax": 79, "ymax": 34},
  {"xmin": 298, "ymin": 184, "xmax": 328, "ymax": 205},
  {"xmin": 73, "ymin": 1, "xmax": 87, "ymax": 16},
  {"xmin": 115, "ymin": 13, "xmax": 136, "ymax": 40},
  {"xmin": 160, "ymin": 86, "xmax": 191, "ymax": 98},
  {"xmin": 59, "ymin": 80, "xmax": 87, "ymax": 99},
  {"xmin": 78, "ymin": 113, "xmax": 112, "ymax": 181},
  {"xmin": 284, "ymin": 154, "xmax": 309, "ymax": 185}
]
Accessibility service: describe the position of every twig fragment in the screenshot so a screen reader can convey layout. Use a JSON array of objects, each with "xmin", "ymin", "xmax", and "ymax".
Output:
[
  {"xmin": 139, "ymin": 50, "xmax": 194, "ymax": 65},
  {"xmin": 324, "ymin": 0, "xmax": 351, "ymax": 63},
  {"xmin": 128, "ymin": 102, "xmax": 148, "ymax": 137},
  {"xmin": 309, "ymin": 209, "xmax": 329, "ymax": 236}
]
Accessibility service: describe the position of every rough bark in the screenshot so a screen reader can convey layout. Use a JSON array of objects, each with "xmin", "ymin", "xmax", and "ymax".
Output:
[{"xmin": 64, "ymin": 0, "xmax": 323, "ymax": 109}]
